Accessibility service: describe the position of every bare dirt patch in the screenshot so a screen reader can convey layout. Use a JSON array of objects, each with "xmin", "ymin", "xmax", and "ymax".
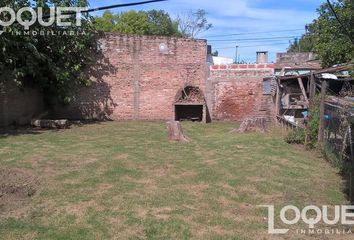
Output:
[{"xmin": 0, "ymin": 168, "xmax": 38, "ymax": 216}]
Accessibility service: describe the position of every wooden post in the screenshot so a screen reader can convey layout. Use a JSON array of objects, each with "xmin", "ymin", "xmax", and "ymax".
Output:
[
  {"xmin": 202, "ymin": 105, "xmax": 207, "ymax": 123},
  {"xmin": 309, "ymin": 72, "xmax": 316, "ymax": 100},
  {"xmin": 350, "ymin": 173, "xmax": 353, "ymax": 203},
  {"xmin": 297, "ymin": 77, "xmax": 309, "ymax": 104},
  {"xmin": 275, "ymin": 78, "xmax": 282, "ymax": 123},
  {"xmin": 318, "ymin": 80, "xmax": 328, "ymax": 143},
  {"xmin": 305, "ymin": 73, "xmax": 316, "ymax": 147}
]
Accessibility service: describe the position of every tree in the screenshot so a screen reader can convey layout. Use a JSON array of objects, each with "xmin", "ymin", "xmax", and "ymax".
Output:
[
  {"xmin": 0, "ymin": 0, "xmax": 97, "ymax": 104},
  {"xmin": 211, "ymin": 50, "xmax": 219, "ymax": 57},
  {"xmin": 289, "ymin": 0, "xmax": 354, "ymax": 67},
  {"xmin": 311, "ymin": 0, "xmax": 354, "ymax": 67},
  {"xmin": 145, "ymin": 10, "xmax": 180, "ymax": 36},
  {"xmin": 287, "ymin": 34, "xmax": 315, "ymax": 53},
  {"xmin": 114, "ymin": 10, "xmax": 149, "ymax": 35},
  {"xmin": 93, "ymin": 10, "xmax": 118, "ymax": 32},
  {"xmin": 94, "ymin": 10, "xmax": 180, "ymax": 36},
  {"xmin": 176, "ymin": 9, "xmax": 212, "ymax": 38}
]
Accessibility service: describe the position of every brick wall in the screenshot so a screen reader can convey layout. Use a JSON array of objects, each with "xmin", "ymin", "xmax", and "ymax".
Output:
[
  {"xmin": 0, "ymin": 77, "xmax": 43, "ymax": 128},
  {"xmin": 53, "ymin": 34, "xmax": 277, "ymax": 122},
  {"xmin": 54, "ymin": 34, "xmax": 208, "ymax": 121},
  {"xmin": 208, "ymin": 64, "xmax": 275, "ymax": 121}
]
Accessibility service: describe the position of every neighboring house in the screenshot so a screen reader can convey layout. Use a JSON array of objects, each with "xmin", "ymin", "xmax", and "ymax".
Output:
[{"xmin": 274, "ymin": 52, "xmax": 321, "ymax": 76}]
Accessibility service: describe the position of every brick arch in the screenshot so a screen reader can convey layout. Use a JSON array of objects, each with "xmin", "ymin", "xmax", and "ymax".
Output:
[
  {"xmin": 174, "ymin": 86, "xmax": 206, "ymax": 104},
  {"xmin": 174, "ymin": 86, "xmax": 210, "ymax": 123}
]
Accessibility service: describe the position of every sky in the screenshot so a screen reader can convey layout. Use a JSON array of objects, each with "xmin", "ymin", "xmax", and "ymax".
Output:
[{"xmin": 88, "ymin": 0, "xmax": 325, "ymax": 63}]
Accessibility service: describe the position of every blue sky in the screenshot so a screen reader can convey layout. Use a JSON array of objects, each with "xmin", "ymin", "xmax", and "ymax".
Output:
[{"xmin": 89, "ymin": 0, "xmax": 325, "ymax": 63}]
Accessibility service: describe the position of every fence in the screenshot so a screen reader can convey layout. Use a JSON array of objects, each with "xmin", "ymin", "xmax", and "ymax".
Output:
[{"xmin": 323, "ymin": 100, "xmax": 354, "ymax": 201}]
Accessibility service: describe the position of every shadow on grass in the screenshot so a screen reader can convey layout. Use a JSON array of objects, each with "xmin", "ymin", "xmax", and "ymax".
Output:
[
  {"xmin": 0, "ymin": 128, "xmax": 59, "ymax": 138},
  {"xmin": 322, "ymin": 142, "xmax": 354, "ymax": 204},
  {"xmin": 0, "ymin": 120, "xmax": 112, "ymax": 138}
]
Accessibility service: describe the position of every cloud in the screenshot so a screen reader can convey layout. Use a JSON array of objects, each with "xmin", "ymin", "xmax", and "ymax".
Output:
[
  {"xmin": 157, "ymin": 0, "xmax": 320, "ymax": 61},
  {"xmin": 89, "ymin": 0, "xmax": 323, "ymax": 62}
]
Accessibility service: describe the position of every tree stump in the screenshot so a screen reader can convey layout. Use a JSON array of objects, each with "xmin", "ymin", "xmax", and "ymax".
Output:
[
  {"xmin": 167, "ymin": 121, "xmax": 190, "ymax": 143},
  {"xmin": 231, "ymin": 117, "xmax": 267, "ymax": 133}
]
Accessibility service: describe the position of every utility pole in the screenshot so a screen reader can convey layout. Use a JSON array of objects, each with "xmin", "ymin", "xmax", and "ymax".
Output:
[{"xmin": 235, "ymin": 45, "xmax": 239, "ymax": 63}]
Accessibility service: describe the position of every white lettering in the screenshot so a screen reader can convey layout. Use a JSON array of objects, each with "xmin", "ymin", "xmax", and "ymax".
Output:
[
  {"xmin": 0, "ymin": 7, "xmax": 16, "ymax": 27},
  {"xmin": 301, "ymin": 206, "xmax": 322, "ymax": 229},
  {"xmin": 17, "ymin": 7, "xmax": 36, "ymax": 30}
]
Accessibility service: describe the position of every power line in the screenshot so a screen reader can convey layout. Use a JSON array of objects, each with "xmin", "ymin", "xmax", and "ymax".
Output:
[
  {"xmin": 216, "ymin": 42, "xmax": 290, "ymax": 50},
  {"xmin": 41, "ymin": 0, "xmax": 168, "ymax": 20},
  {"xmin": 208, "ymin": 35, "xmax": 302, "ymax": 42},
  {"xmin": 4, "ymin": 0, "xmax": 168, "ymax": 26},
  {"xmin": 326, "ymin": 0, "xmax": 354, "ymax": 46},
  {"xmin": 82, "ymin": 0, "xmax": 167, "ymax": 14},
  {"xmin": 211, "ymin": 39, "xmax": 295, "ymax": 47},
  {"xmin": 202, "ymin": 28, "xmax": 305, "ymax": 38}
]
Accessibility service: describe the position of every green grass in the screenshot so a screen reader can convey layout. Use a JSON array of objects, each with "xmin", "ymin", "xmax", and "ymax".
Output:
[{"xmin": 0, "ymin": 122, "xmax": 348, "ymax": 239}]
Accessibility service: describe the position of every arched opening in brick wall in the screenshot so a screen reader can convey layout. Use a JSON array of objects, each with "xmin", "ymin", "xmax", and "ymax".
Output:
[{"xmin": 174, "ymin": 86, "xmax": 209, "ymax": 123}]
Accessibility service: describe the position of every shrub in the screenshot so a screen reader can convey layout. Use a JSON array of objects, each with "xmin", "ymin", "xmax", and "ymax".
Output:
[
  {"xmin": 284, "ymin": 95, "xmax": 320, "ymax": 148},
  {"xmin": 285, "ymin": 128, "xmax": 306, "ymax": 144},
  {"xmin": 306, "ymin": 95, "xmax": 321, "ymax": 148}
]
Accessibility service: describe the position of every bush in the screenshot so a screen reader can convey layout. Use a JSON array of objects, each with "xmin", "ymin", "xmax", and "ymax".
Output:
[
  {"xmin": 284, "ymin": 95, "xmax": 320, "ymax": 148},
  {"xmin": 306, "ymin": 95, "xmax": 320, "ymax": 147},
  {"xmin": 285, "ymin": 128, "xmax": 306, "ymax": 144}
]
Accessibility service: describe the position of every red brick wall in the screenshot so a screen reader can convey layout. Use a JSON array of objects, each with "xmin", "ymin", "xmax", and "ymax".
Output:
[
  {"xmin": 208, "ymin": 64, "xmax": 275, "ymax": 121},
  {"xmin": 54, "ymin": 34, "xmax": 207, "ymax": 121},
  {"xmin": 54, "ymin": 34, "xmax": 276, "ymax": 122}
]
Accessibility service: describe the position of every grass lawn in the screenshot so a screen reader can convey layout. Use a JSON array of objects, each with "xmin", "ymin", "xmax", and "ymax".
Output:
[{"xmin": 0, "ymin": 122, "xmax": 350, "ymax": 239}]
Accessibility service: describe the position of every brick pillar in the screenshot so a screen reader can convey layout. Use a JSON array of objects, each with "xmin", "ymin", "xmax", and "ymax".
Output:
[{"xmin": 132, "ymin": 43, "xmax": 140, "ymax": 120}]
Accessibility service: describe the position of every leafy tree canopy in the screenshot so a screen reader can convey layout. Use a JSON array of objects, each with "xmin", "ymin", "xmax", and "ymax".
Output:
[
  {"xmin": 312, "ymin": 0, "xmax": 354, "ymax": 67},
  {"xmin": 0, "ymin": 0, "xmax": 97, "ymax": 104},
  {"xmin": 287, "ymin": 34, "xmax": 315, "ymax": 53},
  {"xmin": 288, "ymin": 0, "xmax": 354, "ymax": 67},
  {"xmin": 94, "ymin": 10, "xmax": 181, "ymax": 37},
  {"xmin": 0, "ymin": 3, "xmax": 212, "ymax": 105}
]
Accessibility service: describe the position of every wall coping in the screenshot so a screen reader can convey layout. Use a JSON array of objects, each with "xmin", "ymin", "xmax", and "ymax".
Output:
[
  {"xmin": 102, "ymin": 32, "xmax": 207, "ymax": 43},
  {"xmin": 210, "ymin": 64, "xmax": 275, "ymax": 70}
]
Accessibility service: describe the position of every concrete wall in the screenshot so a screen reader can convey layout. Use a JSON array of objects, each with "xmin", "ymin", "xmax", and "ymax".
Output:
[
  {"xmin": 275, "ymin": 52, "xmax": 321, "ymax": 69},
  {"xmin": 276, "ymin": 52, "xmax": 317, "ymax": 64},
  {"xmin": 0, "ymin": 79, "xmax": 43, "ymax": 128},
  {"xmin": 54, "ymin": 33, "xmax": 208, "ymax": 121},
  {"xmin": 208, "ymin": 64, "xmax": 275, "ymax": 121}
]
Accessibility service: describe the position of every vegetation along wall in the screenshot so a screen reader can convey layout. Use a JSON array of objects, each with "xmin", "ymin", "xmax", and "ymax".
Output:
[{"xmin": 0, "ymin": 77, "xmax": 44, "ymax": 128}]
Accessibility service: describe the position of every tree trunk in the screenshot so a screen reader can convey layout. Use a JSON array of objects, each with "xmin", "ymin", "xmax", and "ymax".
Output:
[
  {"xmin": 232, "ymin": 117, "xmax": 267, "ymax": 133},
  {"xmin": 31, "ymin": 119, "xmax": 70, "ymax": 129},
  {"xmin": 167, "ymin": 121, "xmax": 189, "ymax": 143}
]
